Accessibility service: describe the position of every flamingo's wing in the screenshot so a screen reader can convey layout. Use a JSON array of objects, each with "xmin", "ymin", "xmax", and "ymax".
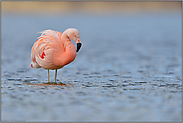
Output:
[{"xmin": 31, "ymin": 30, "xmax": 63, "ymax": 69}]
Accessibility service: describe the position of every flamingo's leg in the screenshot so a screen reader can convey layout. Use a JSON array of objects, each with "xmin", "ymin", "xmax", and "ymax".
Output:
[
  {"xmin": 48, "ymin": 69, "xmax": 50, "ymax": 83},
  {"xmin": 55, "ymin": 69, "xmax": 57, "ymax": 83}
]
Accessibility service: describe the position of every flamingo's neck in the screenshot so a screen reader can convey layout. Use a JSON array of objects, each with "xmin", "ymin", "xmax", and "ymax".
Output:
[
  {"xmin": 56, "ymin": 30, "xmax": 76, "ymax": 67},
  {"xmin": 61, "ymin": 30, "xmax": 71, "ymax": 43}
]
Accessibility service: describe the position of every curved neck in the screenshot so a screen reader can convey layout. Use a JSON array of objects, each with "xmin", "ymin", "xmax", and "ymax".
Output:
[
  {"xmin": 58, "ymin": 36, "xmax": 76, "ymax": 67},
  {"xmin": 61, "ymin": 29, "xmax": 77, "ymax": 52},
  {"xmin": 53, "ymin": 30, "xmax": 77, "ymax": 68},
  {"xmin": 61, "ymin": 29, "xmax": 70, "ymax": 43}
]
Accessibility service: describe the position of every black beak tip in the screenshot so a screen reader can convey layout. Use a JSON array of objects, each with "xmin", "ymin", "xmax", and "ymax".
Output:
[{"xmin": 76, "ymin": 43, "xmax": 82, "ymax": 52}]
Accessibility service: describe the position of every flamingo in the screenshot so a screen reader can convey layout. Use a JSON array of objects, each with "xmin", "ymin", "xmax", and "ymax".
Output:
[{"xmin": 31, "ymin": 28, "xmax": 82, "ymax": 83}]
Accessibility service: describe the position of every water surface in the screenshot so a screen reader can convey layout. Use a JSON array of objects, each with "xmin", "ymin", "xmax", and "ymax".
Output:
[{"xmin": 1, "ymin": 12, "xmax": 182, "ymax": 122}]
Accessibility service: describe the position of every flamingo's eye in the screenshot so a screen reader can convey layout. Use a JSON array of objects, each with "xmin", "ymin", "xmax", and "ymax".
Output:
[{"xmin": 74, "ymin": 35, "xmax": 77, "ymax": 37}]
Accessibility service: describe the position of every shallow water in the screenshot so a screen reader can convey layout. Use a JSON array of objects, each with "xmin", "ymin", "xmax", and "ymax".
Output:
[{"xmin": 1, "ymin": 12, "xmax": 182, "ymax": 122}]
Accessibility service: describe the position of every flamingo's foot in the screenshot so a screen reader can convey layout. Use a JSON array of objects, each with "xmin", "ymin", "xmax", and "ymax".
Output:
[
  {"xmin": 25, "ymin": 82, "xmax": 73, "ymax": 86},
  {"xmin": 43, "ymin": 82, "xmax": 66, "ymax": 86}
]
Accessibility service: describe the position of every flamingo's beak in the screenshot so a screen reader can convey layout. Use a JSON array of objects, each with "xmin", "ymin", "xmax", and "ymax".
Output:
[{"xmin": 76, "ymin": 38, "xmax": 82, "ymax": 52}]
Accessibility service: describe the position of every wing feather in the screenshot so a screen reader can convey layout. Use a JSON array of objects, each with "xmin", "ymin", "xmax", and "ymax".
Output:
[{"xmin": 31, "ymin": 30, "xmax": 63, "ymax": 69}]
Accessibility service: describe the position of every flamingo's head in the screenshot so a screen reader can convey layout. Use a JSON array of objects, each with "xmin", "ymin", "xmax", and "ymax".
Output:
[{"xmin": 67, "ymin": 28, "xmax": 82, "ymax": 52}]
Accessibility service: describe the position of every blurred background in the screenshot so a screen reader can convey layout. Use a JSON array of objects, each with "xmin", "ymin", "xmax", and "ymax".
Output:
[
  {"xmin": 1, "ymin": 1, "xmax": 182, "ymax": 122},
  {"xmin": 1, "ymin": 1, "xmax": 181, "ymax": 14}
]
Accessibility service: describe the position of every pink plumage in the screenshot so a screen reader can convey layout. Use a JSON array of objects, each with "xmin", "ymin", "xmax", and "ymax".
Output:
[{"xmin": 31, "ymin": 28, "xmax": 82, "ymax": 83}]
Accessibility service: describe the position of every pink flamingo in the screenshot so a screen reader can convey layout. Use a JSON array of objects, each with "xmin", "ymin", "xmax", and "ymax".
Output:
[{"xmin": 31, "ymin": 28, "xmax": 82, "ymax": 83}]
